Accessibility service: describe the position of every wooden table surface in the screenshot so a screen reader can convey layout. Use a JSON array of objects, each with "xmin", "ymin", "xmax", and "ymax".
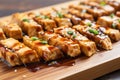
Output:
[{"xmin": 0, "ymin": 0, "xmax": 120, "ymax": 80}]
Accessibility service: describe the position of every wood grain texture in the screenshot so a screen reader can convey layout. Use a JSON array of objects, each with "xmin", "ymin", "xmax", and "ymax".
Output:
[{"xmin": 0, "ymin": 0, "xmax": 120, "ymax": 80}]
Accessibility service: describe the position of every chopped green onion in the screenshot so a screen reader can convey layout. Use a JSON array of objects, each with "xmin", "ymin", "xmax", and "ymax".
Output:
[
  {"xmin": 86, "ymin": 22, "xmax": 92, "ymax": 27},
  {"xmin": 72, "ymin": 34, "xmax": 77, "ymax": 39},
  {"xmin": 22, "ymin": 19, "xmax": 30, "ymax": 23},
  {"xmin": 35, "ymin": 15, "xmax": 40, "ymax": 18},
  {"xmin": 40, "ymin": 15, "xmax": 49, "ymax": 19},
  {"xmin": 57, "ymin": 12, "xmax": 63, "ymax": 18},
  {"xmin": 118, "ymin": 19, "xmax": 120, "ymax": 23},
  {"xmin": 112, "ymin": 23, "xmax": 117, "ymax": 29},
  {"xmin": 40, "ymin": 40, "xmax": 48, "ymax": 44},
  {"xmin": 67, "ymin": 31, "xmax": 73, "ymax": 35},
  {"xmin": 110, "ymin": 13, "xmax": 115, "ymax": 18},
  {"xmin": 88, "ymin": 29, "xmax": 99, "ymax": 35},
  {"xmin": 100, "ymin": 1, "xmax": 106, "ymax": 6},
  {"xmin": 31, "ymin": 37, "xmax": 39, "ymax": 41}
]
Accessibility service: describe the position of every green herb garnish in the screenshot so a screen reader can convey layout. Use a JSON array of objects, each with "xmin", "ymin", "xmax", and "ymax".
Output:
[
  {"xmin": 100, "ymin": 1, "xmax": 106, "ymax": 6},
  {"xmin": 40, "ymin": 40, "xmax": 48, "ymax": 44},
  {"xmin": 22, "ymin": 19, "xmax": 30, "ymax": 23},
  {"xmin": 112, "ymin": 23, "xmax": 117, "ymax": 29},
  {"xmin": 86, "ymin": 22, "xmax": 92, "ymax": 27},
  {"xmin": 110, "ymin": 13, "xmax": 115, "ymax": 18},
  {"xmin": 72, "ymin": 34, "xmax": 77, "ymax": 39},
  {"xmin": 31, "ymin": 37, "xmax": 39, "ymax": 41},
  {"xmin": 36, "ymin": 15, "xmax": 49, "ymax": 19},
  {"xmin": 88, "ymin": 29, "xmax": 99, "ymax": 35},
  {"xmin": 118, "ymin": 19, "xmax": 120, "ymax": 23},
  {"xmin": 67, "ymin": 31, "xmax": 73, "ymax": 35},
  {"xmin": 57, "ymin": 12, "xmax": 63, "ymax": 18},
  {"xmin": 41, "ymin": 15, "xmax": 49, "ymax": 19}
]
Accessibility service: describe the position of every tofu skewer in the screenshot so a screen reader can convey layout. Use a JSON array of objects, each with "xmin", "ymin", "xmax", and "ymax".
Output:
[
  {"xmin": 23, "ymin": 36, "xmax": 64, "ymax": 62},
  {"xmin": 0, "ymin": 38, "xmax": 39, "ymax": 66},
  {"xmin": 54, "ymin": 27, "xmax": 97, "ymax": 57},
  {"xmin": 40, "ymin": 10, "xmax": 73, "ymax": 27},
  {"xmin": 38, "ymin": 32, "xmax": 81, "ymax": 57},
  {"xmin": 73, "ymin": 24, "xmax": 112, "ymax": 50},
  {"xmin": 52, "ymin": 7, "xmax": 93, "ymax": 22},
  {"xmin": 12, "ymin": 13, "xmax": 43, "ymax": 37},
  {"xmin": 69, "ymin": 4, "xmax": 107, "ymax": 19},
  {"xmin": 82, "ymin": 20, "xmax": 120, "ymax": 42},
  {"xmin": 80, "ymin": 1, "xmax": 115, "ymax": 15},
  {"xmin": 97, "ymin": 14, "xmax": 120, "ymax": 30},
  {"xmin": 67, "ymin": 8, "xmax": 94, "ymax": 21}
]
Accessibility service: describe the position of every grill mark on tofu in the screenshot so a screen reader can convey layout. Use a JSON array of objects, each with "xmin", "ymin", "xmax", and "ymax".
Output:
[{"xmin": 54, "ymin": 27, "xmax": 97, "ymax": 57}]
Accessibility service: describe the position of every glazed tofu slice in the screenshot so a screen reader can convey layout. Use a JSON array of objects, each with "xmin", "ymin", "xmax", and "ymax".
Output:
[
  {"xmin": 12, "ymin": 13, "xmax": 43, "ymax": 37},
  {"xmin": 34, "ymin": 16, "xmax": 57, "ymax": 31},
  {"xmin": 23, "ymin": 36, "xmax": 63, "ymax": 61},
  {"xmin": 0, "ymin": 44, "xmax": 22, "ymax": 66},
  {"xmin": 69, "ymin": 4, "xmax": 107, "ymax": 19},
  {"xmin": 97, "ymin": 15, "xmax": 120, "ymax": 30},
  {"xmin": 38, "ymin": 32, "xmax": 81, "ymax": 57},
  {"xmin": 54, "ymin": 27, "xmax": 97, "ymax": 57},
  {"xmin": 54, "ymin": 17, "xmax": 72, "ymax": 27},
  {"xmin": 0, "ymin": 38, "xmax": 39, "ymax": 65},
  {"xmin": 2, "ymin": 23, "xmax": 22, "ymax": 39},
  {"xmin": 82, "ymin": 20, "xmax": 120, "ymax": 42},
  {"xmin": 64, "ymin": 13, "xmax": 81, "ymax": 25},
  {"xmin": 73, "ymin": 25, "xmax": 112, "ymax": 50},
  {"xmin": 68, "ymin": 8, "xmax": 94, "ymax": 21},
  {"xmin": 106, "ymin": 0, "xmax": 120, "ymax": 11},
  {"xmin": 0, "ymin": 28, "xmax": 6, "ymax": 40}
]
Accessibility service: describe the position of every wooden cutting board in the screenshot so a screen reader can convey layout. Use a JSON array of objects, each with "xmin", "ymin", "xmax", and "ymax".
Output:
[{"xmin": 1, "ymin": 0, "xmax": 120, "ymax": 80}]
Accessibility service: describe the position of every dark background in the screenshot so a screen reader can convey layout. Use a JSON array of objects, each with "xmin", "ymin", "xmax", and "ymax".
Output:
[{"xmin": 0, "ymin": 0, "xmax": 120, "ymax": 80}]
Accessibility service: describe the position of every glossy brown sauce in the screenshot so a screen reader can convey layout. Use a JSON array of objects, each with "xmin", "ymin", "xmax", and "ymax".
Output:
[{"xmin": 25, "ymin": 57, "xmax": 77, "ymax": 72}]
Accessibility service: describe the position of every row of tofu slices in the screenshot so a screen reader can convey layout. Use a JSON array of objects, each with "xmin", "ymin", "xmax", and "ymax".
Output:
[{"xmin": 0, "ymin": 0, "xmax": 120, "ymax": 67}]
